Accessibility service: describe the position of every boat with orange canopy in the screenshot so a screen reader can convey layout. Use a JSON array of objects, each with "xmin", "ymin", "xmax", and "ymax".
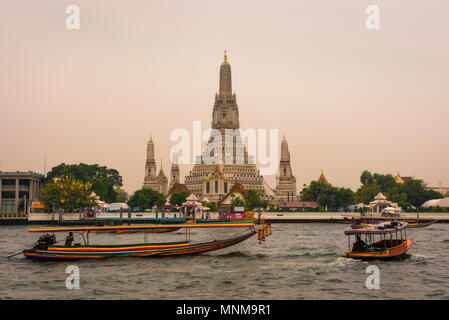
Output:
[{"xmin": 344, "ymin": 221, "xmax": 413, "ymax": 260}]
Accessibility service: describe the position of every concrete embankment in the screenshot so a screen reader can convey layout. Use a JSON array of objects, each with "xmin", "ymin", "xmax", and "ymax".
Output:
[
  {"xmin": 257, "ymin": 212, "xmax": 449, "ymax": 224},
  {"xmin": 1, "ymin": 212, "xmax": 448, "ymax": 225}
]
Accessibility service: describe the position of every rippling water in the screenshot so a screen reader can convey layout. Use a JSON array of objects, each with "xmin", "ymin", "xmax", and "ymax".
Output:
[{"xmin": 1, "ymin": 223, "xmax": 449, "ymax": 299}]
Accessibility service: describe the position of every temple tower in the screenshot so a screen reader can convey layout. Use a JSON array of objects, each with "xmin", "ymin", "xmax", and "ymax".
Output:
[
  {"xmin": 143, "ymin": 136, "xmax": 159, "ymax": 190},
  {"xmin": 143, "ymin": 137, "xmax": 168, "ymax": 194},
  {"xmin": 184, "ymin": 52, "xmax": 266, "ymax": 202},
  {"xmin": 157, "ymin": 161, "xmax": 168, "ymax": 195},
  {"xmin": 275, "ymin": 135, "xmax": 297, "ymax": 201},
  {"xmin": 169, "ymin": 153, "xmax": 180, "ymax": 188}
]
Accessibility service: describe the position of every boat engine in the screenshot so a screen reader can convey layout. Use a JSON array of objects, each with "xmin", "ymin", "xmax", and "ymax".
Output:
[{"xmin": 33, "ymin": 234, "xmax": 56, "ymax": 250}]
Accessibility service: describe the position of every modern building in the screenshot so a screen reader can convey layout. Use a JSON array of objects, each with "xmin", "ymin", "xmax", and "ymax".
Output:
[
  {"xmin": 275, "ymin": 136, "xmax": 297, "ymax": 201},
  {"xmin": 184, "ymin": 52, "xmax": 266, "ymax": 202},
  {"xmin": 0, "ymin": 171, "xmax": 44, "ymax": 213}
]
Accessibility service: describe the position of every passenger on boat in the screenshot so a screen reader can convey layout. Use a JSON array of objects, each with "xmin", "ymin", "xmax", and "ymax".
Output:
[
  {"xmin": 352, "ymin": 235, "xmax": 368, "ymax": 252},
  {"xmin": 65, "ymin": 232, "xmax": 74, "ymax": 246}
]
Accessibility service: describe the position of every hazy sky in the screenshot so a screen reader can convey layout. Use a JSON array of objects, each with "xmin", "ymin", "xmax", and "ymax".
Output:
[{"xmin": 1, "ymin": 1, "xmax": 448, "ymax": 194}]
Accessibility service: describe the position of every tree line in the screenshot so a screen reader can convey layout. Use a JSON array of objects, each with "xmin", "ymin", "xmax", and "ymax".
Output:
[
  {"xmin": 300, "ymin": 170, "xmax": 443, "ymax": 211},
  {"xmin": 38, "ymin": 163, "xmax": 444, "ymax": 213}
]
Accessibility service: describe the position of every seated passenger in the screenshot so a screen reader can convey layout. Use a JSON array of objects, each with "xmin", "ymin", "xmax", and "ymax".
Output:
[
  {"xmin": 352, "ymin": 235, "xmax": 367, "ymax": 252},
  {"xmin": 65, "ymin": 232, "xmax": 74, "ymax": 246}
]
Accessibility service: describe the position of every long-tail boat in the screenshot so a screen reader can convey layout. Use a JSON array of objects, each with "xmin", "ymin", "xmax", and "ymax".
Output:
[
  {"xmin": 342, "ymin": 214, "xmax": 438, "ymax": 229},
  {"xmin": 22, "ymin": 221, "xmax": 272, "ymax": 261},
  {"xmin": 344, "ymin": 221, "xmax": 413, "ymax": 260}
]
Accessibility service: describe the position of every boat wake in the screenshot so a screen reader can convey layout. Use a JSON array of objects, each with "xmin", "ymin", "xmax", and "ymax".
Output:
[{"xmin": 212, "ymin": 251, "xmax": 267, "ymax": 258}]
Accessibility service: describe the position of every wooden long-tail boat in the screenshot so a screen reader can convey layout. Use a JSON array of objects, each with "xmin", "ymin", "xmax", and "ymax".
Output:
[
  {"xmin": 22, "ymin": 221, "xmax": 272, "ymax": 261},
  {"xmin": 342, "ymin": 214, "xmax": 439, "ymax": 229},
  {"xmin": 344, "ymin": 221, "xmax": 413, "ymax": 260}
]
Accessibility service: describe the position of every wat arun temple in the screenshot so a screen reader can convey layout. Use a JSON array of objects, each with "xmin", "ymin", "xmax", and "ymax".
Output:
[{"xmin": 143, "ymin": 52, "xmax": 297, "ymax": 203}]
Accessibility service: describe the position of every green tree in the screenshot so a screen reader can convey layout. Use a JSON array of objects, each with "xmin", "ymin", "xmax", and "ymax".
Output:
[
  {"xmin": 39, "ymin": 175, "xmax": 96, "ymax": 212},
  {"xmin": 128, "ymin": 188, "xmax": 165, "ymax": 210},
  {"xmin": 354, "ymin": 171, "xmax": 442, "ymax": 210},
  {"xmin": 115, "ymin": 188, "xmax": 129, "ymax": 203},
  {"xmin": 243, "ymin": 189, "xmax": 262, "ymax": 211},
  {"xmin": 169, "ymin": 190, "xmax": 191, "ymax": 206},
  {"xmin": 45, "ymin": 163, "xmax": 123, "ymax": 203},
  {"xmin": 230, "ymin": 194, "xmax": 245, "ymax": 208},
  {"xmin": 202, "ymin": 201, "xmax": 217, "ymax": 212},
  {"xmin": 400, "ymin": 179, "xmax": 442, "ymax": 208},
  {"xmin": 301, "ymin": 181, "xmax": 354, "ymax": 210},
  {"xmin": 360, "ymin": 170, "xmax": 374, "ymax": 185}
]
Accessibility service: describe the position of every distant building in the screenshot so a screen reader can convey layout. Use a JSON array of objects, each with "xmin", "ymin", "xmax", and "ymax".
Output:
[
  {"xmin": 368, "ymin": 192, "xmax": 398, "ymax": 213},
  {"xmin": 277, "ymin": 201, "xmax": 319, "ymax": 211},
  {"xmin": 317, "ymin": 169, "xmax": 330, "ymax": 185},
  {"xmin": 394, "ymin": 173, "xmax": 412, "ymax": 184},
  {"xmin": 219, "ymin": 181, "xmax": 247, "ymax": 206},
  {"xmin": 165, "ymin": 182, "xmax": 189, "ymax": 205},
  {"xmin": 421, "ymin": 197, "xmax": 449, "ymax": 208},
  {"xmin": 424, "ymin": 186, "xmax": 449, "ymax": 198},
  {"xmin": 0, "ymin": 171, "xmax": 44, "ymax": 213}
]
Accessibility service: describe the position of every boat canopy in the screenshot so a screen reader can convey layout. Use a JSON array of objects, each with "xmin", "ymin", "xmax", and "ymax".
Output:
[
  {"xmin": 28, "ymin": 221, "xmax": 255, "ymax": 233},
  {"xmin": 344, "ymin": 221, "xmax": 407, "ymax": 236},
  {"xmin": 341, "ymin": 214, "xmax": 435, "ymax": 221}
]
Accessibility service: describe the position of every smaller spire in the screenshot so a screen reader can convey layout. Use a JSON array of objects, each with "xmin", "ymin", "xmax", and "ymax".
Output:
[
  {"xmin": 150, "ymin": 133, "xmax": 152, "ymax": 141},
  {"xmin": 224, "ymin": 50, "xmax": 227, "ymax": 61}
]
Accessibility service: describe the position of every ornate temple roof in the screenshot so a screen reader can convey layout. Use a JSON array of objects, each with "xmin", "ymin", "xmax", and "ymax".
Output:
[
  {"xmin": 165, "ymin": 182, "xmax": 188, "ymax": 198},
  {"xmin": 318, "ymin": 169, "xmax": 329, "ymax": 185},
  {"xmin": 219, "ymin": 181, "xmax": 247, "ymax": 204}
]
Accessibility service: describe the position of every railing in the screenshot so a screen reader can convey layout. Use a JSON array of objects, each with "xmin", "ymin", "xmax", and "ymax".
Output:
[{"xmin": 0, "ymin": 213, "xmax": 27, "ymax": 219}]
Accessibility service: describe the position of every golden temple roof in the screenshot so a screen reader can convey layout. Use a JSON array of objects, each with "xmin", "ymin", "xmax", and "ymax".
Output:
[{"xmin": 318, "ymin": 169, "xmax": 329, "ymax": 185}]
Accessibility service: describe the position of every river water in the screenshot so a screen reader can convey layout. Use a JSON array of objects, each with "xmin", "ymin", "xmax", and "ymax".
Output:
[{"xmin": 1, "ymin": 223, "xmax": 448, "ymax": 299}]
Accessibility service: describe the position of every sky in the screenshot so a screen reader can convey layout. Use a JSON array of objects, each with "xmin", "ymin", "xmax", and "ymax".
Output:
[{"xmin": 1, "ymin": 1, "xmax": 448, "ymax": 195}]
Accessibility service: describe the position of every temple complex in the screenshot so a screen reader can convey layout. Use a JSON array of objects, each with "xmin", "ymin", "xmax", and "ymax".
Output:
[
  {"xmin": 275, "ymin": 136, "xmax": 297, "ymax": 201},
  {"xmin": 184, "ymin": 52, "xmax": 266, "ymax": 202},
  {"xmin": 142, "ymin": 52, "xmax": 300, "ymax": 204}
]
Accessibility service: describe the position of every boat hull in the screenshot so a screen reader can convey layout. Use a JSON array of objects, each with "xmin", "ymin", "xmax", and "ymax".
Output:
[
  {"xmin": 23, "ymin": 231, "xmax": 256, "ymax": 261},
  {"xmin": 344, "ymin": 239, "xmax": 413, "ymax": 260}
]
